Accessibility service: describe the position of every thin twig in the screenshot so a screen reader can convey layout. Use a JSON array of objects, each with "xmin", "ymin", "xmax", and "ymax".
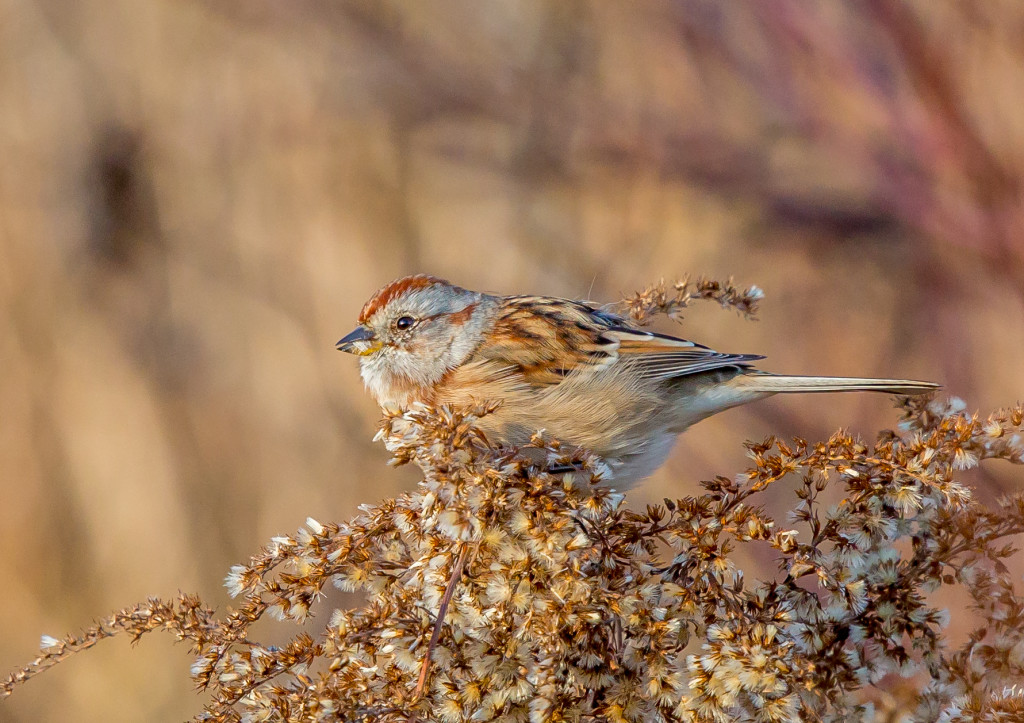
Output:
[{"xmin": 413, "ymin": 543, "xmax": 469, "ymax": 701}]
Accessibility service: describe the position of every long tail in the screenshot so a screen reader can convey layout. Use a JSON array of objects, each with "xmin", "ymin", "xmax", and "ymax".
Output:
[{"xmin": 733, "ymin": 373, "xmax": 939, "ymax": 395}]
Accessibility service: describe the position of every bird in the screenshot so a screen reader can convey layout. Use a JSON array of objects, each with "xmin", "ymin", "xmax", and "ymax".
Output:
[{"xmin": 337, "ymin": 275, "xmax": 938, "ymax": 488}]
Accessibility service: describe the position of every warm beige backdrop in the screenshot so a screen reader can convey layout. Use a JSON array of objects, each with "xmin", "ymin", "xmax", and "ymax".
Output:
[{"xmin": 2, "ymin": 1, "xmax": 1023, "ymax": 719}]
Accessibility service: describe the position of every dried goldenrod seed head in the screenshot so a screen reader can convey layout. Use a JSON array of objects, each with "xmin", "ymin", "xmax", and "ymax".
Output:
[{"xmin": 4, "ymin": 280, "xmax": 1023, "ymax": 722}]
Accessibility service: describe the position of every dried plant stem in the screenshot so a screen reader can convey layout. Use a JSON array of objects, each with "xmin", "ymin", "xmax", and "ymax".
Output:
[
  {"xmin": 3, "ymin": 631, "xmax": 111, "ymax": 696},
  {"xmin": 3, "ymin": 594, "xmax": 216, "ymax": 699},
  {"xmin": 4, "ymin": 340, "xmax": 1024, "ymax": 721},
  {"xmin": 618, "ymin": 276, "xmax": 764, "ymax": 324},
  {"xmin": 414, "ymin": 542, "xmax": 469, "ymax": 701}
]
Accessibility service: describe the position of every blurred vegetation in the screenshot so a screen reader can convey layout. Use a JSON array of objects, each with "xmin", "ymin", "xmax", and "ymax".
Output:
[{"xmin": 1, "ymin": 1, "xmax": 1022, "ymax": 720}]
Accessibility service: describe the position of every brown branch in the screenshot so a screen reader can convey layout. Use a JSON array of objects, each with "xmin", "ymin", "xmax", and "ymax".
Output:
[{"xmin": 413, "ymin": 542, "xmax": 469, "ymax": 701}]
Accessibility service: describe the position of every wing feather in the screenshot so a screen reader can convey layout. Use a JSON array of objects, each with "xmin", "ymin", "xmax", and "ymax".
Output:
[
  {"xmin": 469, "ymin": 296, "xmax": 760, "ymax": 387},
  {"xmin": 609, "ymin": 329, "xmax": 762, "ymax": 379}
]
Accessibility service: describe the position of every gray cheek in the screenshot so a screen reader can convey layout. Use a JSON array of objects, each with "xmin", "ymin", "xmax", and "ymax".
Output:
[{"xmin": 415, "ymin": 328, "xmax": 454, "ymax": 363}]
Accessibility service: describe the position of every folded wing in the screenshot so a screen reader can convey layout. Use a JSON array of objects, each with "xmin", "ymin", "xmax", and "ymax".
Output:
[
  {"xmin": 609, "ymin": 329, "xmax": 763, "ymax": 380},
  {"xmin": 476, "ymin": 296, "xmax": 760, "ymax": 386}
]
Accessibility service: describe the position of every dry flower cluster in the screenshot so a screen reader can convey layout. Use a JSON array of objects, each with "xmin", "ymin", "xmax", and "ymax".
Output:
[
  {"xmin": 619, "ymin": 277, "xmax": 764, "ymax": 323},
  {"xmin": 3, "ymin": 281, "xmax": 1024, "ymax": 722}
]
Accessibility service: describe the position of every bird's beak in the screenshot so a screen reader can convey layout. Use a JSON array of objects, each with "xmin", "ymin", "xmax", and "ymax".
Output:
[{"xmin": 336, "ymin": 326, "xmax": 380, "ymax": 356}]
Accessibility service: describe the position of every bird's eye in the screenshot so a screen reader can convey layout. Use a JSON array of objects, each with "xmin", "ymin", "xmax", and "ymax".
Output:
[{"xmin": 395, "ymin": 316, "xmax": 416, "ymax": 331}]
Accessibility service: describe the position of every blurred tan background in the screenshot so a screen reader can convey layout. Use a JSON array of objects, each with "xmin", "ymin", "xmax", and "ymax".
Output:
[{"xmin": 2, "ymin": 0, "xmax": 1023, "ymax": 719}]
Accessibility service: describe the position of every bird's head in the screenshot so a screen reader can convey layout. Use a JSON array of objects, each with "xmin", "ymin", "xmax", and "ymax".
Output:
[{"xmin": 337, "ymin": 275, "xmax": 494, "ymax": 406}]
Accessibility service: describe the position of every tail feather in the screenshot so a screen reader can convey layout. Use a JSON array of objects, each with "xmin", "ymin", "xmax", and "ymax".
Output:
[{"xmin": 734, "ymin": 374, "xmax": 939, "ymax": 396}]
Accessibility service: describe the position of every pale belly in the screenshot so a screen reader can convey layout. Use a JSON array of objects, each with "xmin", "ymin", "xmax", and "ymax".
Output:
[{"xmin": 432, "ymin": 362, "xmax": 767, "ymax": 489}]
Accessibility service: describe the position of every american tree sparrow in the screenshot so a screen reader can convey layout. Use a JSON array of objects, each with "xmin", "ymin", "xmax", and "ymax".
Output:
[{"xmin": 337, "ymin": 275, "xmax": 937, "ymax": 487}]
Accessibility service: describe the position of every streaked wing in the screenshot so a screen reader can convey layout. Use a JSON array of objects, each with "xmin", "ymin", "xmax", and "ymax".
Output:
[
  {"xmin": 473, "ymin": 295, "xmax": 761, "ymax": 386},
  {"xmin": 609, "ymin": 329, "xmax": 763, "ymax": 380},
  {"xmin": 475, "ymin": 296, "xmax": 619, "ymax": 385}
]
